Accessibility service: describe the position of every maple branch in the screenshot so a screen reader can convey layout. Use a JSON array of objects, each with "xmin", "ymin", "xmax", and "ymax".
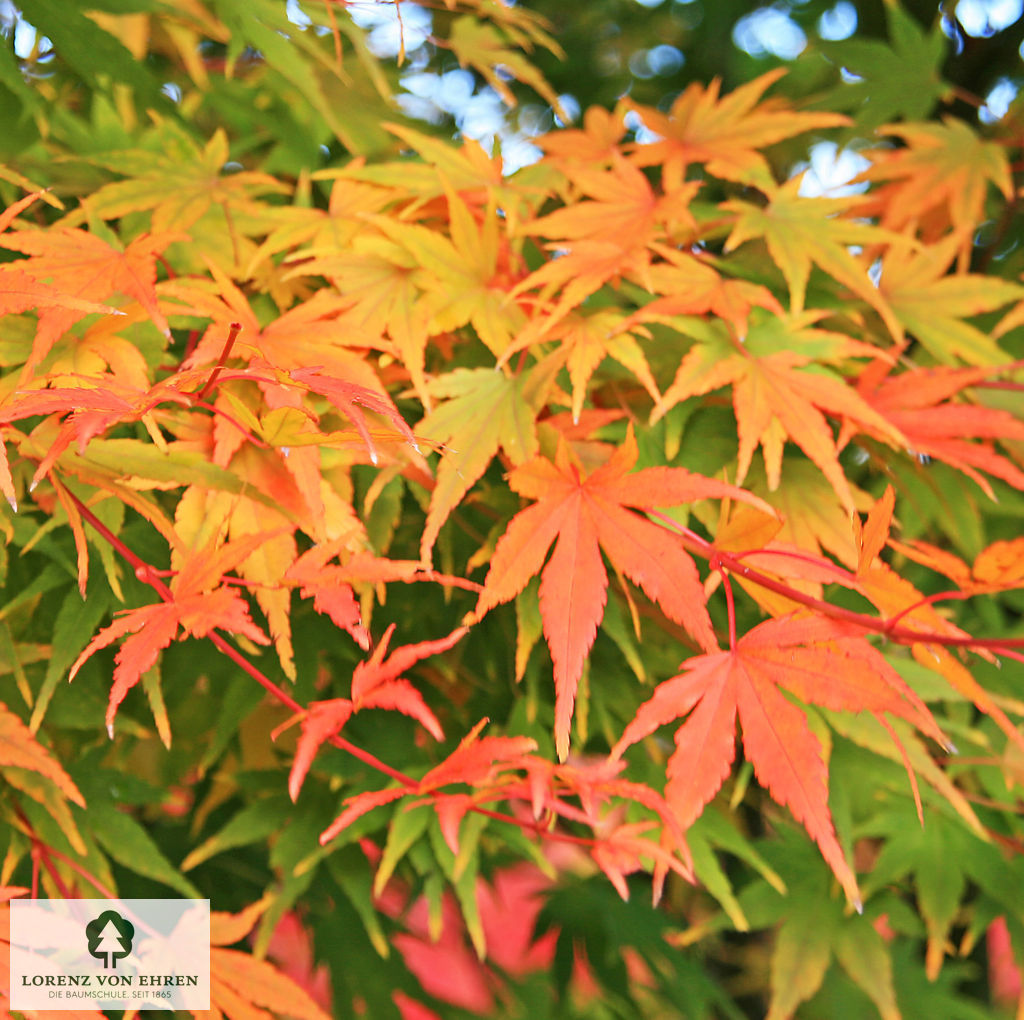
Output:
[
  {"xmin": 63, "ymin": 490, "xmax": 686, "ymax": 860},
  {"xmin": 970, "ymin": 380, "xmax": 1024, "ymax": 391},
  {"xmin": 14, "ymin": 805, "xmax": 73, "ymax": 899},
  {"xmin": 884, "ymin": 589, "xmax": 973, "ymax": 630},
  {"xmin": 65, "ymin": 487, "xmax": 420, "ymax": 788},
  {"xmin": 644, "ymin": 509, "xmax": 1024, "ymax": 653},
  {"xmin": 196, "ymin": 321, "xmax": 242, "ymax": 401},
  {"xmin": 36, "ymin": 843, "xmax": 118, "ymax": 899}
]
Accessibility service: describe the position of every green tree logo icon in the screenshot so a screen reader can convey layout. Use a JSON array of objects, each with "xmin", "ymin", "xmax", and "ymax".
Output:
[{"xmin": 85, "ymin": 911, "xmax": 134, "ymax": 969}]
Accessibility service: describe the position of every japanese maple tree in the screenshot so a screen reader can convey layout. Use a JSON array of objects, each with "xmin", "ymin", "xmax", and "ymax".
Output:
[{"xmin": 1, "ymin": 1, "xmax": 1024, "ymax": 1018}]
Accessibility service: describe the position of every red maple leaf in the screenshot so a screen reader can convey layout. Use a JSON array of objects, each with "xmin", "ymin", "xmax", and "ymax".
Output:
[
  {"xmin": 611, "ymin": 615, "xmax": 949, "ymax": 906},
  {"xmin": 69, "ymin": 533, "xmax": 272, "ymax": 734},
  {"xmin": 473, "ymin": 425, "xmax": 774, "ymax": 759},
  {"xmin": 288, "ymin": 624, "xmax": 467, "ymax": 801}
]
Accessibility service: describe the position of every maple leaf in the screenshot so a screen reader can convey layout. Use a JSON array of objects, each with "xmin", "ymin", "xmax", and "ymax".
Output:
[
  {"xmin": 654, "ymin": 314, "xmax": 905, "ymax": 513},
  {"xmin": 285, "ymin": 235, "xmax": 432, "ymax": 402},
  {"xmin": 849, "ymin": 361, "xmax": 1024, "ymax": 496},
  {"xmin": 0, "ymin": 228, "xmax": 182, "ymax": 375},
  {"xmin": 416, "ymin": 365, "xmax": 549, "ymax": 562},
  {"xmin": 612, "ymin": 616, "xmax": 949, "ymax": 907},
  {"xmin": 319, "ymin": 719, "xmax": 538, "ymax": 846},
  {"xmin": 245, "ymin": 176, "xmax": 399, "ymax": 277},
  {"xmin": 72, "ymin": 126, "xmax": 287, "ymax": 234},
  {"xmin": 875, "ymin": 236, "xmax": 1024, "ymax": 364},
  {"xmin": 0, "ymin": 265, "xmax": 122, "ymax": 322},
  {"xmin": 473, "ymin": 426, "xmax": 775, "ymax": 760},
  {"xmin": 721, "ymin": 176, "xmax": 911, "ymax": 338},
  {"xmin": 523, "ymin": 156, "xmax": 698, "ymax": 253},
  {"xmin": 69, "ymin": 532, "xmax": 271, "ymax": 734},
  {"xmin": 283, "ymin": 541, "xmax": 379, "ymax": 651},
  {"xmin": 288, "ymin": 624, "xmax": 466, "ymax": 801},
  {"xmin": 0, "ymin": 701, "xmax": 86, "ymax": 808},
  {"xmin": 627, "ymin": 69, "xmax": 849, "ymax": 189},
  {"xmin": 361, "ymin": 187, "xmax": 527, "ymax": 359},
  {"xmin": 815, "ymin": 3, "xmax": 952, "ymax": 133},
  {"xmin": 536, "ymin": 105, "xmax": 627, "ymax": 165},
  {"xmin": 340, "ymin": 123, "xmax": 509, "ymax": 205},
  {"xmin": 165, "ymin": 263, "xmax": 391, "ymax": 388},
  {"xmin": 495, "ymin": 309, "xmax": 661, "ymax": 426},
  {"xmin": 509, "ymin": 241, "xmax": 654, "ymax": 341},
  {"xmin": 859, "ymin": 119, "xmax": 1013, "ymax": 252},
  {"xmin": 0, "ymin": 375, "xmax": 199, "ymax": 492},
  {"xmin": 889, "ymin": 536, "xmax": 1024, "ymax": 594},
  {"xmin": 205, "ymin": 900, "xmax": 331, "ymax": 1020},
  {"xmin": 448, "ymin": 15, "xmax": 566, "ymax": 119},
  {"xmin": 623, "ymin": 248, "xmax": 784, "ymax": 338}
]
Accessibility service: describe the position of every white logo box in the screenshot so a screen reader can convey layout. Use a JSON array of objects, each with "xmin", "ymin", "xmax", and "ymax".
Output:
[{"xmin": 10, "ymin": 898, "xmax": 210, "ymax": 1011}]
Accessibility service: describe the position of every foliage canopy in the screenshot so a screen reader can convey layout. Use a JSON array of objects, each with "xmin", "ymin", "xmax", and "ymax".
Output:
[{"xmin": 1, "ymin": 1, "xmax": 1024, "ymax": 1017}]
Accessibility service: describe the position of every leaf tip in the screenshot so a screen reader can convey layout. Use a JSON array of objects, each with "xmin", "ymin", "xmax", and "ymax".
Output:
[{"xmin": 106, "ymin": 722, "xmax": 115, "ymax": 740}]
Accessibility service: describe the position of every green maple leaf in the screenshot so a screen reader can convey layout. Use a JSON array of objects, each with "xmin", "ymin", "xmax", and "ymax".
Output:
[{"xmin": 815, "ymin": 6, "xmax": 952, "ymax": 133}]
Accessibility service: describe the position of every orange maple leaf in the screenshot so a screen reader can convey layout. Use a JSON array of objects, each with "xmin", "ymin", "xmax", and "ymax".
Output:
[
  {"xmin": 890, "ymin": 536, "xmax": 1024, "ymax": 594},
  {"xmin": 0, "ymin": 702, "xmax": 86, "ymax": 808},
  {"xmin": 287, "ymin": 624, "xmax": 466, "ymax": 801},
  {"xmin": 655, "ymin": 315, "xmax": 905, "ymax": 513},
  {"xmin": 203, "ymin": 900, "xmax": 331, "ymax": 1020},
  {"xmin": 69, "ymin": 533, "xmax": 272, "ymax": 734},
  {"xmin": 0, "ymin": 228, "xmax": 183, "ymax": 372},
  {"xmin": 627, "ymin": 69, "xmax": 849, "ymax": 189},
  {"xmin": 612, "ymin": 615, "xmax": 949, "ymax": 907},
  {"xmin": 473, "ymin": 426, "xmax": 774, "ymax": 759},
  {"xmin": 319, "ymin": 720, "xmax": 539, "ymax": 853},
  {"xmin": 849, "ymin": 361, "xmax": 1024, "ymax": 496},
  {"xmin": 858, "ymin": 119, "xmax": 1013, "ymax": 255}
]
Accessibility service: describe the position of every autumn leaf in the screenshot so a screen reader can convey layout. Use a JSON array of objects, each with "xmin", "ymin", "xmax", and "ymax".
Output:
[
  {"xmin": 69, "ymin": 532, "xmax": 272, "ymax": 734},
  {"xmin": 623, "ymin": 248, "xmax": 784, "ymax": 338},
  {"xmin": 0, "ymin": 701, "xmax": 86, "ymax": 807},
  {"xmin": 416, "ymin": 364, "xmax": 549, "ymax": 562},
  {"xmin": 448, "ymin": 15, "xmax": 566, "ymax": 118},
  {"xmin": 495, "ymin": 308, "xmax": 660, "ymax": 427},
  {"xmin": 722, "ymin": 176, "xmax": 912, "ymax": 337},
  {"xmin": 473, "ymin": 425, "xmax": 775, "ymax": 759},
  {"xmin": 860, "ymin": 119, "xmax": 1013, "ymax": 253},
  {"xmin": 655, "ymin": 314, "xmax": 905, "ymax": 513},
  {"xmin": 613, "ymin": 615, "xmax": 948, "ymax": 907},
  {"xmin": 0, "ymin": 265, "xmax": 123, "ymax": 321},
  {"xmin": 522, "ymin": 156, "xmax": 697, "ymax": 253},
  {"xmin": 889, "ymin": 536, "xmax": 1024, "ymax": 593},
  {"xmin": 627, "ymin": 69, "xmax": 849, "ymax": 189},
  {"xmin": 204, "ymin": 899, "xmax": 330, "ymax": 1020},
  {"xmin": 536, "ymin": 105, "xmax": 627, "ymax": 166},
  {"xmin": 288, "ymin": 624, "xmax": 466, "ymax": 801},
  {"xmin": 319, "ymin": 720, "xmax": 538, "ymax": 846},
  {"xmin": 875, "ymin": 237, "xmax": 1024, "ymax": 364},
  {"xmin": 854, "ymin": 484, "xmax": 896, "ymax": 575},
  {"xmin": 512, "ymin": 159, "xmax": 699, "ymax": 337},
  {"xmin": 849, "ymin": 360, "xmax": 1024, "ymax": 496},
  {"xmin": 73, "ymin": 127, "xmax": 287, "ymax": 234},
  {"xmin": 245, "ymin": 176, "xmax": 399, "ymax": 278}
]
